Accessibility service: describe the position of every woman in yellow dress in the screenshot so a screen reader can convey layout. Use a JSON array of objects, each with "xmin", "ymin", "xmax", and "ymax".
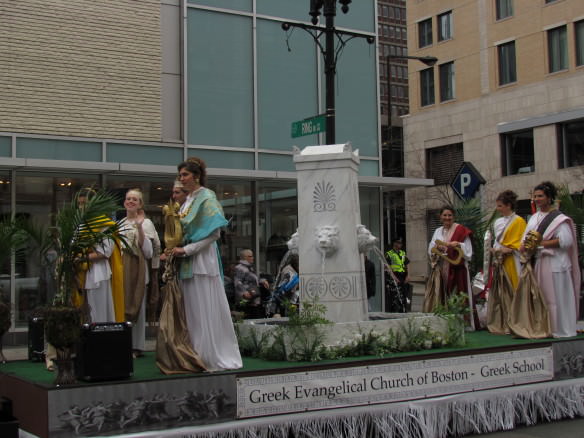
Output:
[{"xmin": 486, "ymin": 190, "xmax": 526, "ymax": 334}]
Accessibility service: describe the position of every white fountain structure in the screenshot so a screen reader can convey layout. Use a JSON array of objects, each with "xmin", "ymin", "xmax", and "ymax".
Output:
[
  {"xmin": 293, "ymin": 143, "xmax": 368, "ymax": 323},
  {"xmin": 238, "ymin": 142, "xmax": 447, "ymax": 348}
]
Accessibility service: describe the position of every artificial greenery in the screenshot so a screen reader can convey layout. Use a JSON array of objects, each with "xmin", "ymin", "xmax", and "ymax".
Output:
[
  {"xmin": 235, "ymin": 298, "xmax": 331, "ymax": 362},
  {"xmin": 0, "ymin": 217, "xmax": 29, "ymax": 278},
  {"xmin": 236, "ymin": 300, "xmax": 463, "ymax": 362},
  {"xmin": 281, "ymin": 298, "xmax": 331, "ymax": 361},
  {"xmin": 235, "ymin": 324, "xmax": 271, "ymax": 358},
  {"xmin": 432, "ymin": 292, "xmax": 469, "ymax": 347},
  {"xmin": 557, "ymin": 184, "xmax": 584, "ymax": 267}
]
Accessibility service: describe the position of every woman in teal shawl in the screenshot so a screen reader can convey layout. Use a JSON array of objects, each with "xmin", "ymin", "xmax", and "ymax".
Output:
[{"xmin": 170, "ymin": 157, "xmax": 242, "ymax": 371}]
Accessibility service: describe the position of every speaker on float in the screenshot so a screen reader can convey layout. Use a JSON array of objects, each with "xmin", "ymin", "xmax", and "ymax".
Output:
[
  {"xmin": 0, "ymin": 397, "xmax": 19, "ymax": 438},
  {"xmin": 27, "ymin": 317, "xmax": 45, "ymax": 362},
  {"xmin": 76, "ymin": 322, "xmax": 133, "ymax": 382}
]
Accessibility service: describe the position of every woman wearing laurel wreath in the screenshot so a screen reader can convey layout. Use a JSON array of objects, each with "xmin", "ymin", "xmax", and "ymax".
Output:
[
  {"xmin": 425, "ymin": 206, "xmax": 475, "ymax": 328},
  {"xmin": 156, "ymin": 180, "xmax": 208, "ymax": 374},
  {"xmin": 510, "ymin": 181, "xmax": 580, "ymax": 338},
  {"xmin": 168, "ymin": 158, "xmax": 242, "ymax": 371},
  {"xmin": 485, "ymin": 190, "xmax": 526, "ymax": 335}
]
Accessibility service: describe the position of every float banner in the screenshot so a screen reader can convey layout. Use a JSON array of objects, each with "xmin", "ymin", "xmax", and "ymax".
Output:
[{"xmin": 237, "ymin": 347, "xmax": 553, "ymax": 418}]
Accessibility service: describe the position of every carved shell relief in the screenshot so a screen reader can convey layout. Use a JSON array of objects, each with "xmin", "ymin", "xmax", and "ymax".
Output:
[{"xmin": 313, "ymin": 181, "xmax": 336, "ymax": 212}]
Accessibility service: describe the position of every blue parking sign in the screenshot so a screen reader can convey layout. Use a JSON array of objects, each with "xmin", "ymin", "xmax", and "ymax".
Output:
[{"xmin": 451, "ymin": 162, "xmax": 485, "ymax": 200}]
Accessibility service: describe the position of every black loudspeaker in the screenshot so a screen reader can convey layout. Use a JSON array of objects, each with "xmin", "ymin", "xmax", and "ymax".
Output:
[
  {"xmin": 27, "ymin": 317, "xmax": 45, "ymax": 362},
  {"xmin": 76, "ymin": 322, "xmax": 133, "ymax": 382},
  {"xmin": 0, "ymin": 397, "xmax": 19, "ymax": 438}
]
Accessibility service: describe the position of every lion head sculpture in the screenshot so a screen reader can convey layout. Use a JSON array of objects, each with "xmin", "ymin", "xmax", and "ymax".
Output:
[
  {"xmin": 287, "ymin": 230, "xmax": 299, "ymax": 254},
  {"xmin": 314, "ymin": 225, "xmax": 340, "ymax": 257},
  {"xmin": 356, "ymin": 224, "xmax": 378, "ymax": 253}
]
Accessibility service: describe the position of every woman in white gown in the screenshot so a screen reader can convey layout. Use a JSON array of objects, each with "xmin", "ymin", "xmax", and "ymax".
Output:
[
  {"xmin": 170, "ymin": 157, "xmax": 242, "ymax": 371},
  {"xmin": 521, "ymin": 181, "xmax": 580, "ymax": 338},
  {"xmin": 120, "ymin": 189, "xmax": 159, "ymax": 357}
]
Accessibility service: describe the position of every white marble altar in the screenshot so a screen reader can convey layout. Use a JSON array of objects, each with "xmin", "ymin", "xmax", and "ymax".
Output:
[{"xmin": 293, "ymin": 143, "xmax": 368, "ymax": 323}]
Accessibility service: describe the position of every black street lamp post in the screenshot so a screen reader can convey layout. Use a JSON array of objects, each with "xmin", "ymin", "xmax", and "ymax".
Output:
[{"xmin": 282, "ymin": 0, "xmax": 374, "ymax": 145}]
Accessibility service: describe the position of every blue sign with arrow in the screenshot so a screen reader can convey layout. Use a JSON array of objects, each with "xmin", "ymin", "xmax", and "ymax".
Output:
[{"xmin": 451, "ymin": 162, "xmax": 485, "ymax": 200}]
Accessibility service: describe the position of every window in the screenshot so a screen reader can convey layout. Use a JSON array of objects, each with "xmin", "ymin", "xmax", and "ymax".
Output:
[
  {"xmin": 420, "ymin": 67, "xmax": 435, "ymax": 106},
  {"xmin": 496, "ymin": 0, "xmax": 513, "ymax": 20},
  {"xmin": 558, "ymin": 120, "xmax": 584, "ymax": 168},
  {"xmin": 548, "ymin": 25, "xmax": 568, "ymax": 73},
  {"xmin": 501, "ymin": 129, "xmax": 535, "ymax": 176},
  {"xmin": 498, "ymin": 41, "xmax": 517, "ymax": 85},
  {"xmin": 425, "ymin": 143, "xmax": 464, "ymax": 185},
  {"xmin": 437, "ymin": 11, "xmax": 453, "ymax": 41},
  {"xmin": 418, "ymin": 18, "xmax": 433, "ymax": 48},
  {"xmin": 439, "ymin": 62, "xmax": 455, "ymax": 101},
  {"xmin": 576, "ymin": 20, "xmax": 584, "ymax": 66}
]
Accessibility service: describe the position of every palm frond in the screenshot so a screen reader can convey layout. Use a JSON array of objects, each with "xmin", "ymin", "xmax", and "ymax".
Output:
[
  {"xmin": 53, "ymin": 189, "xmax": 125, "ymax": 306},
  {"xmin": 557, "ymin": 185, "xmax": 584, "ymax": 268},
  {"xmin": 0, "ymin": 217, "xmax": 29, "ymax": 268},
  {"xmin": 452, "ymin": 197, "xmax": 494, "ymax": 275}
]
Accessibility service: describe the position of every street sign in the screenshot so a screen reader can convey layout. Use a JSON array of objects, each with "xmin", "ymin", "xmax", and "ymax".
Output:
[
  {"xmin": 451, "ymin": 161, "xmax": 486, "ymax": 200},
  {"xmin": 291, "ymin": 114, "xmax": 326, "ymax": 138}
]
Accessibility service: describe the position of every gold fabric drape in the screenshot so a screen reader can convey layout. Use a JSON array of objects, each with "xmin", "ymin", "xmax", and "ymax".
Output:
[
  {"xmin": 423, "ymin": 254, "xmax": 443, "ymax": 312},
  {"xmin": 508, "ymin": 247, "xmax": 551, "ymax": 339},
  {"xmin": 146, "ymin": 267, "xmax": 161, "ymax": 323},
  {"xmin": 156, "ymin": 199, "xmax": 207, "ymax": 374},
  {"xmin": 156, "ymin": 255, "xmax": 207, "ymax": 374},
  {"xmin": 486, "ymin": 251, "xmax": 514, "ymax": 334},
  {"xmin": 123, "ymin": 249, "xmax": 146, "ymax": 322}
]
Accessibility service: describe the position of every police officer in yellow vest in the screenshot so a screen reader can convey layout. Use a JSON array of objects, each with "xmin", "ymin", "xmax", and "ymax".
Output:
[{"xmin": 385, "ymin": 237, "xmax": 411, "ymax": 312}]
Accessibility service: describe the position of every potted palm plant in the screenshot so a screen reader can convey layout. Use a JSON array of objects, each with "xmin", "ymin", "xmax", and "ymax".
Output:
[{"xmin": 44, "ymin": 188, "xmax": 124, "ymax": 385}]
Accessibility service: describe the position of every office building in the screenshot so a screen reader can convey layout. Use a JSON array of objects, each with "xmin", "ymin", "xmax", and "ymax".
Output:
[{"xmin": 404, "ymin": 0, "xmax": 584, "ymax": 276}]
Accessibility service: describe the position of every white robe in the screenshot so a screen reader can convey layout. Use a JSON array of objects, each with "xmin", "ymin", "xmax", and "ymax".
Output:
[
  {"xmin": 179, "ymin": 194, "xmax": 242, "ymax": 371},
  {"xmin": 524, "ymin": 212, "xmax": 577, "ymax": 337},
  {"xmin": 85, "ymin": 239, "xmax": 115, "ymax": 323}
]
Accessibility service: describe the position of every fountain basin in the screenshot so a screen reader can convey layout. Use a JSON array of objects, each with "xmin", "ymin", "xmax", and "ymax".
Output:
[{"xmin": 237, "ymin": 312, "xmax": 451, "ymax": 353}]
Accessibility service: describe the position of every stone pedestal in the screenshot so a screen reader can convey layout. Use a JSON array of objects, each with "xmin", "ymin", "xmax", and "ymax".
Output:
[{"xmin": 293, "ymin": 143, "xmax": 367, "ymax": 323}]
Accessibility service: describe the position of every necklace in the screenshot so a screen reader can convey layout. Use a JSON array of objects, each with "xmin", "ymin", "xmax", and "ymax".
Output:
[{"xmin": 179, "ymin": 188, "xmax": 203, "ymax": 219}]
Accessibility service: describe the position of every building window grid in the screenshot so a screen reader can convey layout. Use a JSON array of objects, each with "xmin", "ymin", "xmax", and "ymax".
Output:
[
  {"xmin": 501, "ymin": 129, "xmax": 535, "ymax": 176},
  {"xmin": 548, "ymin": 25, "xmax": 568, "ymax": 73},
  {"xmin": 498, "ymin": 40, "xmax": 517, "ymax": 85},
  {"xmin": 418, "ymin": 18, "xmax": 433, "ymax": 48},
  {"xmin": 575, "ymin": 20, "xmax": 584, "ymax": 67},
  {"xmin": 496, "ymin": 0, "xmax": 513, "ymax": 20},
  {"xmin": 437, "ymin": 11, "xmax": 453, "ymax": 42},
  {"xmin": 420, "ymin": 67, "xmax": 435, "ymax": 107},
  {"xmin": 439, "ymin": 62, "xmax": 455, "ymax": 102},
  {"xmin": 558, "ymin": 120, "xmax": 584, "ymax": 168}
]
